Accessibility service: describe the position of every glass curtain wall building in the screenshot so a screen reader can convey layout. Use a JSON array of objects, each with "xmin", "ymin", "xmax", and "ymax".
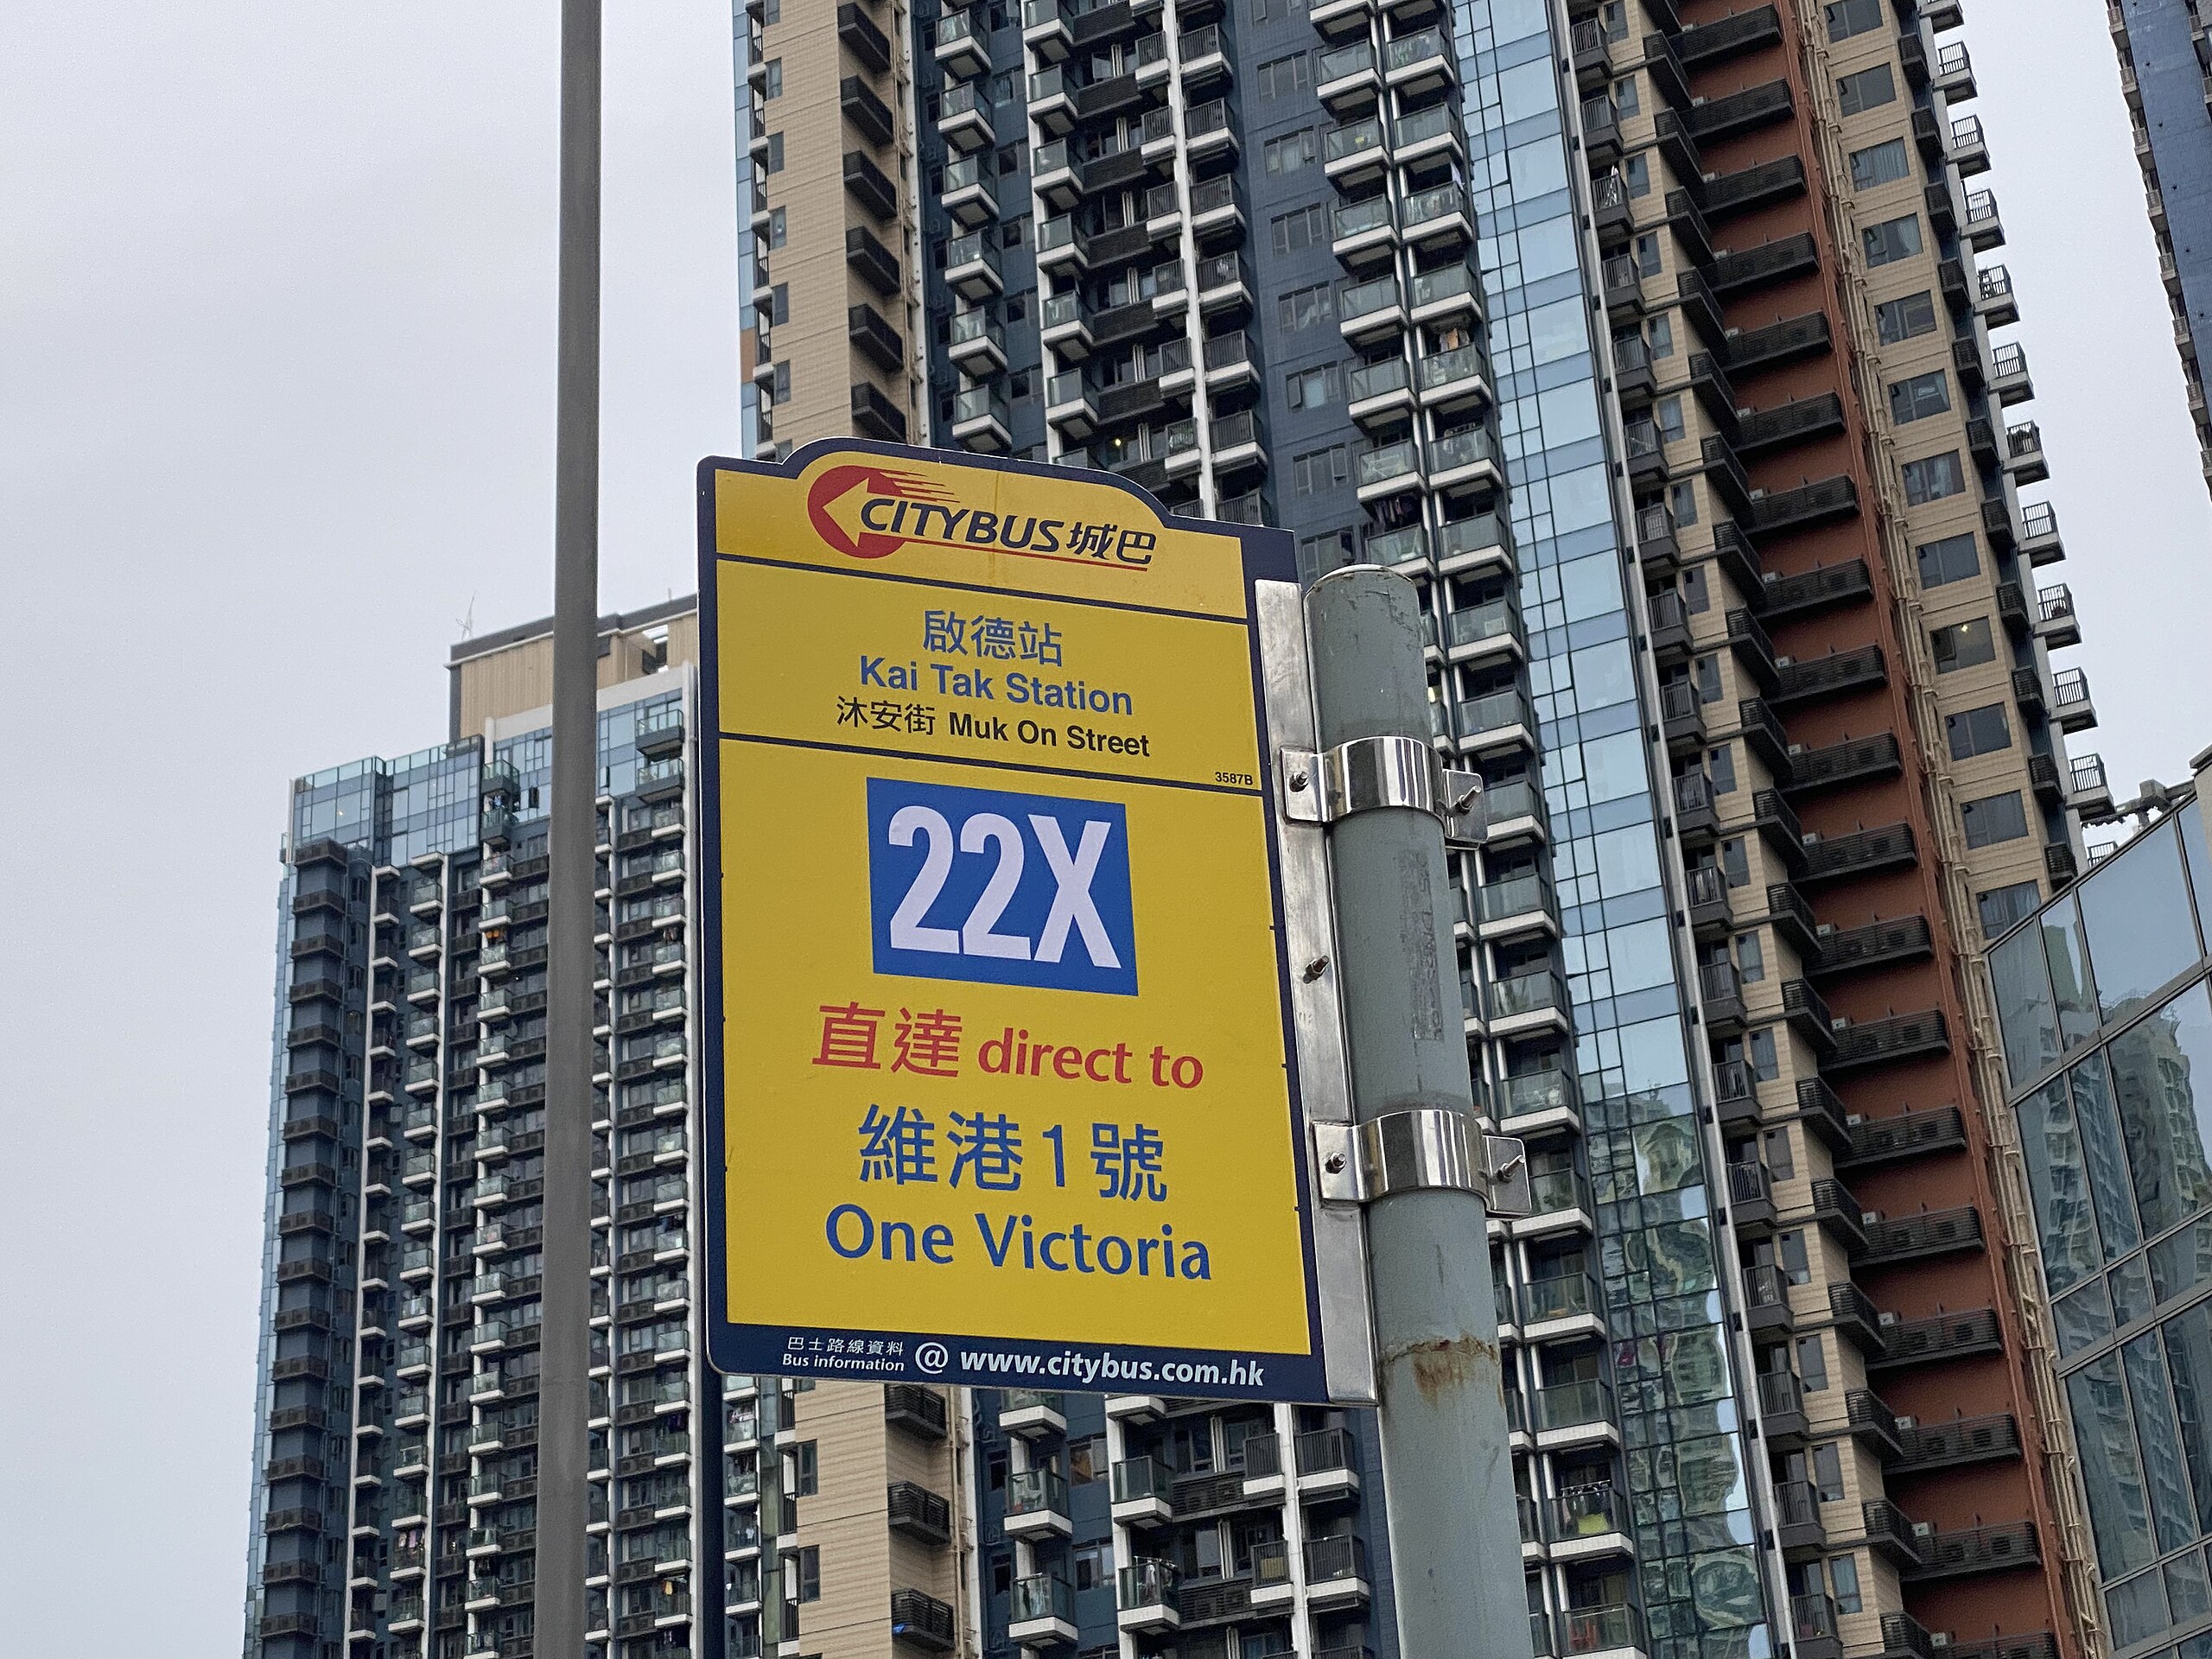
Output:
[
  {"xmin": 2102, "ymin": 0, "xmax": 2212, "ymax": 493},
  {"xmin": 1993, "ymin": 766, "xmax": 2212, "ymax": 1659},
  {"xmin": 244, "ymin": 606, "xmax": 976, "ymax": 1659}
]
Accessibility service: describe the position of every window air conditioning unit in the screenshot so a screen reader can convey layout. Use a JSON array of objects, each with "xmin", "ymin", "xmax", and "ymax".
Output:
[
  {"xmin": 1786, "ymin": 741, "xmax": 1807, "ymax": 753},
  {"xmin": 1862, "ymin": 1210, "xmax": 1882, "ymax": 1224},
  {"xmin": 1776, "ymin": 654, "xmax": 1796, "ymax": 667},
  {"xmin": 1846, "ymin": 1112, "xmax": 1866, "ymax": 1124},
  {"xmin": 1930, "ymin": 1637, "xmax": 1952, "ymax": 1650},
  {"xmin": 1878, "ymin": 1311, "xmax": 1899, "ymax": 1327},
  {"xmin": 1831, "ymin": 1016, "xmax": 1850, "ymax": 1031},
  {"xmin": 1815, "ymin": 922, "xmax": 1836, "ymax": 937},
  {"xmin": 1913, "ymin": 1521, "xmax": 1937, "ymax": 1539},
  {"xmin": 1894, "ymin": 1414, "xmax": 1918, "ymax": 1430}
]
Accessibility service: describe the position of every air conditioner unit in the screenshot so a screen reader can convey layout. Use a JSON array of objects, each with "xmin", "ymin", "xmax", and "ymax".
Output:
[
  {"xmin": 1912, "ymin": 1521, "xmax": 1937, "ymax": 1538},
  {"xmin": 1786, "ymin": 741, "xmax": 1807, "ymax": 753},
  {"xmin": 1895, "ymin": 1414, "xmax": 1918, "ymax": 1430},
  {"xmin": 1878, "ymin": 1311, "xmax": 1899, "ymax": 1326},
  {"xmin": 1776, "ymin": 654, "xmax": 1796, "ymax": 667},
  {"xmin": 1830, "ymin": 1016, "xmax": 1850, "ymax": 1031},
  {"xmin": 1930, "ymin": 1636, "xmax": 1953, "ymax": 1649},
  {"xmin": 1862, "ymin": 1210, "xmax": 1882, "ymax": 1224},
  {"xmin": 1846, "ymin": 1113, "xmax": 1866, "ymax": 1124},
  {"xmin": 1815, "ymin": 923, "xmax": 1836, "ymax": 937}
]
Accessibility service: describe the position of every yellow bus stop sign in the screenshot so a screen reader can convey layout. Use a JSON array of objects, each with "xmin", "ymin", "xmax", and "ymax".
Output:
[{"xmin": 696, "ymin": 439, "xmax": 1352, "ymax": 1401}]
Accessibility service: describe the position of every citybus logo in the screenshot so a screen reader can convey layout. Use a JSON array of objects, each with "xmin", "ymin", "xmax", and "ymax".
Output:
[{"xmin": 804, "ymin": 461, "xmax": 1157, "ymax": 570}]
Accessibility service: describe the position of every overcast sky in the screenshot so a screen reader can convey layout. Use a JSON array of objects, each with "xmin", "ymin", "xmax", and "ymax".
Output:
[{"xmin": 0, "ymin": 1, "xmax": 2203, "ymax": 1649}]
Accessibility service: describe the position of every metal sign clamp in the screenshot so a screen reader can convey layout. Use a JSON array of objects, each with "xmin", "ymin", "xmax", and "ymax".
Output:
[
  {"xmin": 1279, "ymin": 734, "xmax": 1487, "ymax": 849},
  {"xmin": 1312, "ymin": 1113, "xmax": 1533, "ymax": 1218}
]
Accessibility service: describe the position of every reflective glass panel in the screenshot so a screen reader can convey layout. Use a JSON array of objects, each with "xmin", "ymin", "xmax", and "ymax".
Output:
[
  {"xmin": 2082, "ymin": 823, "xmax": 2202, "ymax": 1020},
  {"xmin": 2110, "ymin": 985, "xmax": 2212, "ymax": 1237}
]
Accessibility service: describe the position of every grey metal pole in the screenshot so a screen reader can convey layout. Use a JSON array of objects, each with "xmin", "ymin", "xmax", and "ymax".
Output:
[
  {"xmin": 537, "ymin": 0, "xmax": 600, "ymax": 1651},
  {"xmin": 1306, "ymin": 567, "xmax": 1529, "ymax": 1659}
]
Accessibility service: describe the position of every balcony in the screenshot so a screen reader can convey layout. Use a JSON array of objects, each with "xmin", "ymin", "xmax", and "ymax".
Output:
[
  {"xmin": 1532, "ymin": 1377, "xmax": 1618, "ymax": 1448},
  {"xmin": 2069, "ymin": 753, "xmax": 2114, "ymax": 819},
  {"xmin": 2054, "ymin": 666, "xmax": 2096, "ymax": 732},
  {"xmin": 1800, "ymin": 823, "xmax": 1916, "ymax": 886},
  {"xmin": 1410, "ymin": 262, "xmax": 1480, "ymax": 325},
  {"xmin": 883, "ymin": 1384, "xmax": 946, "ymax": 1439},
  {"xmin": 1004, "ymin": 1467, "xmax": 1071, "ymax": 1538},
  {"xmin": 1497, "ymin": 1067, "xmax": 1579, "ymax": 1135},
  {"xmin": 1829, "ymin": 1010, "xmax": 1949, "ymax": 1072},
  {"xmin": 945, "ymin": 309, "xmax": 1006, "ymax": 374},
  {"xmin": 1384, "ymin": 25, "xmax": 1452, "ymax": 92},
  {"xmin": 1317, "ymin": 38, "xmax": 1380, "ymax": 109},
  {"xmin": 1775, "ymin": 1478, "xmax": 1823, "ymax": 1556},
  {"xmin": 887, "ymin": 1480, "xmax": 950, "ymax": 1545},
  {"xmin": 1302, "ymin": 1534, "xmax": 1371, "ymax": 1605},
  {"xmin": 1110, "ymin": 1455, "xmax": 1173, "ymax": 1525},
  {"xmin": 1294, "ymin": 1425, "xmax": 1360, "ymax": 1496},
  {"xmin": 847, "ymin": 303, "xmax": 903, "ymax": 373},
  {"xmin": 1658, "ymin": 679, "xmax": 1706, "ymax": 752},
  {"xmin": 890, "ymin": 1588, "xmax": 957, "ymax": 1651},
  {"xmin": 950, "ymin": 385, "xmax": 1010, "ymax": 452},
  {"xmin": 999, "ymin": 1389, "xmax": 1066, "ymax": 1437},
  {"xmin": 1489, "ymin": 968, "xmax": 1570, "ymax": 1036},
  {"xmin": 1870, "ymin": 1306, "xmax": 2002, "ymax": 1371},
  {"xmin": 1743, "ymin": 1262, "xmax": 1792, "ymax": 1336},
  {"xmin": 937, "ymin": 80, "xmax": 993, "ymax": 153},
  {"xmin": 931, "ymin": 7, "xmax": 988, "ymax": 75},
  {"xmin": 1007, "ymin": 1574, "xmax": 1077, "ymax": 1645},
  {"xmin": 1116, "ymin": 1560, "xmax": 1181, "ymax": 1632},
  {"xmin": 1842, "ymin": 1105, "xmax": 1964, "ymax": 1169},
  {"xmin": 1457, "ymin": 686, "xmax": 1536, "ymax": 753},
  {"xmin": 1520, "ymin": 1270, "xmax": 1605, "ymax": 1339},
  {"xmin": 1700, "ymin": 959, "xmax": 1745, "ymax": 1034},
  {"xmin": 1896, "ymin": 1410, "xmax": 2021, "ymax": 1473},
  {"xmin": 1554, "ymin": 1602, "xmax": 1646, "ymax": 1659},
  {"xmin": 1758, "ymin": 1368, "xmax": 1808, "ymax": 1444},
  {"xmin": 1905, "ymin": 1521, "xmax": 2038, "ymax": 1581},
  {"xmin": 850, "ymin": 382, "xmax": 907, "ymax": 442},
  {"xmin": 1861, "ymin": 1204, "xmax": 1982, "ymax": 1267}
]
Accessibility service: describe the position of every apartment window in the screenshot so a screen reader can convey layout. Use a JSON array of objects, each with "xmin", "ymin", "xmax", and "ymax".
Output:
[
  {"xmin": 797, "ymin": 1546, "xmax": 821, "ymax": 1602},
  {"xmin": 1683, "ymin": 565, "xmax": 1711, "ymax": 613},
  {"xmin": 1278, "ymin": 282, "xmax": 1332, "ymax": 332},
  {"xmin": 1829, "ymin": 1556, "xmax": 1864, "ymax": 1616},
  {"xmin": 1735, "ymin": 930, "xmax": 1764, "ymax": 983},
  {"xmin": 1946, "ymin": 703, "xmax": 2012, "ymax": 760},
  {"xmin": 1632, "ymin": 231, "xmax": 1663, "ymax": 275},
  {"xmin": 1916, "ymin": 531, "xmax": 1980, "ymax": 586},
  {"xmin": 1777, "ymin": 1226, "xmax": 1808, "ymax": 1281},
  {"xmin": 1850, "ymin": 137, "xmax": 1910, "ymax": 189},
  {"xmin": 1876, "ymin": 290, "xmax": 1937, "ymax": 343},
  {"xmin": 767, "ymin": 207, "xmax": 786, "ymax": 248},
  {"xmin": 1862, "ymin": 213, "xmax": 1922, "ymax": 267},
  {"xmin": 764, "ymin": 131, "xmax": 785, "ymax": 173},
  {"xmin": 1646, "ymin": 311, "xmax": 1675, "ymax": 358},
  {"xmin": 768, "ymin": 283, "xmax": 789, "ymax": 327},
  {"xmin": 1270, "ymin": 204, "xmax": 1325, "ymax": 254},
  {"xmin": 772, "ymin": 360, "xmax": 791, "ymax": 405},
  {"xmin": 763, "ymin": 59, "xmax": 783, "ymax": 99},
  {"xmin": 1073, "ymin": 1542, "xmax": 1109, "ymax": 1591},
  {"xmin": 1615, "ymin": 72, "xmax": 1641, "ymax": 116},
  {"xmin": 1811, "ymin": 1440, "xmax": 1844, "ymax": 1497},
  {"xmin": 1005, "ymin": 295, "xmax": 1026, "ymax": 322},
  {"xmin": 1264, "ymin": 128, "xmax": 1318, "ymax": 175},
  {"xmin": 794, "ymin": 1440, "xmax": 817, "ymax": 1496},
  {"xmin": 1902, "ymin": 450, "xmax": 1965, "ymax": 504},
  {"xmin": 1292, "ymin": 444, "xmax": 1351, "ymax": 495},
  {"xmin": 1836, "ymin": 63, "xmax": 1897, "ymax": 115},
  {"xmin": 1799, "ymin": 1337, "xmax": 1832, "ymax": 1395},
  {"xmin": 1888, "ymin": 369, "xmax": 1951, "ymax": 424},
  {"xmin": 1624, "ymin": 152, "xmax": 1651, "ymax": 197},
  {"xmin": 1257, "ymin": 52, "xmax": 1310, "ymax": 98},
  {"xmin": 1708, "ymin": 741, "xmax": 1735, "ymax": 793},
  {"xmin": 1930, "ymin": 615, "xmax": 1995, "ymax": 672},
  {"xmin": 1654, "ymin": 394, "xmax": 1686, "ymax": 442},
  {"xmin": 1669, "ymin": 478, "xmax": 1699, "ymax": 524},
  {"xmin": 1979, "ymin": 880, "xmax": 2043, "ymax": 935},
  {"xmin": 1001, "ymin": 215, "xmax": 1028, "ymax": 249},
  {"xmin": 1287, "ymin": 364, "xmax": 1338, "ymax": 409},
  {"xmin": 1962, "ymin": 789, "xmax": 2031, "ymax": 848},
  {"xmin": 1764, "ymin": 1126, "xmax": 1795, "ymax": 1179},
  {"xmin": 1720, "ymin": 836, "xmax": 1750, "ymax": 887},
  {"xmin": 1297, "ymin": 527, "xmax": 1355, "ymax": 581},
  {"xmin": 1825, "ymin": 0, "xmax": 1882, "ymax": 38},
  {"xmin": 763, "ymin": 0, "xmax": 780, "ymax": 19}
]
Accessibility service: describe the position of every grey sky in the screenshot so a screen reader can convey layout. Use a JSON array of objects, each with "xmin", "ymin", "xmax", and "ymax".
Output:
[{"xmin": 0, "ymin": 1, "xmax": 2202, "ymax": 1650}]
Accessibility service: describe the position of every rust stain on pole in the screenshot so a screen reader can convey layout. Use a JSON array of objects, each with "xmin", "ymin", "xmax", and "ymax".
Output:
[{"xmin": 1385, "ymin": 1332, "xmax": 1501, "ymax": 1405}]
